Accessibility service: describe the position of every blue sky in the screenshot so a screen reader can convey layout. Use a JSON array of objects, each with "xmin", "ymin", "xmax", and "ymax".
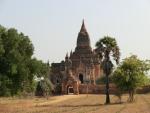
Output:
[{"xmin": 0, "ymin": 0, "xmax": 150, "ymax": 63}]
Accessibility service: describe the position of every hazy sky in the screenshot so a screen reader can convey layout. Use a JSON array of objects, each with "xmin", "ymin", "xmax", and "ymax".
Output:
[{"xmin": 0, "ymin": 0, "xmax": 150, "ymax": 63}]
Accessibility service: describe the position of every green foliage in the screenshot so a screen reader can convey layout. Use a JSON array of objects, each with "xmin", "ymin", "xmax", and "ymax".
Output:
[
  {"xmin": 0, "ymin": 25, "xmax": 51, "ymax": 97},
  {"xmin": 30, "ymin": 58, "xmax": 49, "ymax": 78},
  {"xmin": 36, "ymin": 78, "xmax": 54, "ymax": 97},
  {"xmin": 113, "ymin": 55, "xmax": 150, "ymax": 102},
  {"xmin": 0, "ymin": 25, "xmax": 5, "ymax": 56},
  {"xmin": 31, "ymin": 58, "xmax": 53, "ymax": 97},
  {"xmin": 95, "ymin": 36, "xmax": 120, "ymax": 65},
  {"xmin": 0, "ymin": 74, "xmax": 12, "ymax": 96}
]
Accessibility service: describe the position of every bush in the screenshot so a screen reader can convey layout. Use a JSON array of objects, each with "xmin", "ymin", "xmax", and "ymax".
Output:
[{"xmin": 35, "ymin": 78, "xmax": 54, "ymax": 97}]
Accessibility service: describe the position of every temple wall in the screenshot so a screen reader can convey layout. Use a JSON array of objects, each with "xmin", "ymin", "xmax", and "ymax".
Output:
[
  {"xmin": 78, "ymin": 84, "xmax": 150, "ymax": 94},
  {"xmin": 94, "ymin": 64, "xmax": 101, "ymax": 79},
  {"xmin": 79, "ymin": 84, "xmax": 117, "ymax": 94}
]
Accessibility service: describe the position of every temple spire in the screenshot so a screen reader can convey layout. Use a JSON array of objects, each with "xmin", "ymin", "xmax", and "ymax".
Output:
[
  {"xmin": 76, "ymin": 20, "xmax": 91, "ymax": 50},
  {"xmin": 65, "ymin": 52, "xmax": 68, "ymax": 60},
  {"xmin": 80, "ymin": 19, "xmax": 87, "ymax": 32}
]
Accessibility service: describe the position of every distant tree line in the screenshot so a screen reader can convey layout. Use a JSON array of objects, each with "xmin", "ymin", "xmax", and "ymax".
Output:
[{"xmin": 0, "ymin": 25, "xmax": 53, "ymax": 97}]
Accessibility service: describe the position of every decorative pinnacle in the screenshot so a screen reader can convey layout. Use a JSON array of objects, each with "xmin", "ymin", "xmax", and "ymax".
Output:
[
  {"xmin": 80, "ymin": 19, "xmax": 87, "ymax": 32},
  {"xmin": 65, "ymin": 52, "xmax": 68, "ymax": 59}
]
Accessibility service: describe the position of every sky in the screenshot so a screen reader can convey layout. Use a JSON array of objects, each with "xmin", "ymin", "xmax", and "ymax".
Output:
[{"xmin": 0, "ymin": 0, "xmax": 150, "ymax": 63}]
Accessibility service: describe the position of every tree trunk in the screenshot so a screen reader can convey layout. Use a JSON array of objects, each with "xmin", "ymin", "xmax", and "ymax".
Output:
[
  {"xmin": 86, "ymin": 84, "xmax": 88, "ymax": 97},
  {"xmin": 128, "ymin": 89, "xmax": 134, "ymax": 102},
  {"xmin": 104, "ymin": 51, "xmax": 111, "ymax": 104},
  {"xmin": 105, "ymin": 75, "xmax": 110, "ymax": 104}
]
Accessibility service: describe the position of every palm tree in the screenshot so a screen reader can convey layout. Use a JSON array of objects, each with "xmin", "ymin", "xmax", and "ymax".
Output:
[{"xmin": 95, "ymin": 36, "xmax": 120, "ymax": 104}]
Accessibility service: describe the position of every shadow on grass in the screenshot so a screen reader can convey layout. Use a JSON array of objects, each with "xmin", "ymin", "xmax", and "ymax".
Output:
[
  {"xmin": 36, "ymin": 102, "xmax": 126, "ymax": 108},
  {"xmin": 36, "ymin": 103, "xmax": 103, "ymax": 108},
  {"xmin": 59, "ymin": 104, "xmax": 103, "ymax": 107},
  {"xmin": 104, "ymin": 102, "xmax": 126, "ymax": 105}
]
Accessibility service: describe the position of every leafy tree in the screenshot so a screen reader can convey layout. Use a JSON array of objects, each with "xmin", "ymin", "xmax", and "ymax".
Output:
[
  {"xmin": 113, "ymin": 55, "xmax": 150, "ymax": 102},
  {"xmin": 95, "ymin": 36, "xmax": 120, "ymax": 104},
  {"xmin": 36, "ymin": 78, "xmax": 53, "ymax": 98},
  {"xmin": 35, "ymin": 62, "xmax": 54, "ymax": 98},
  {"xmin": 0, "ymin": 26, "xmax": 34, "ymax": 96},
  {"xmin": 0, "ymin": 25, "xmax": 52, "ymax": 96},
  {"xmin": 0, "ymin": 25, "xmax": 5, "ymax": 56}
]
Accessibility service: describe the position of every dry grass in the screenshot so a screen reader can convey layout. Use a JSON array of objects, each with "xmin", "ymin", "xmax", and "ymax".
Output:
[{"xmin": 0, "ymin": 94, "xmax": 150, "ymax": 113}]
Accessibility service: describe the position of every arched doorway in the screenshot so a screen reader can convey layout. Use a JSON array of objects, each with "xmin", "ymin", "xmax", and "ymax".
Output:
[
  {"xmin": 67, "ymin": 85, "xmax": 74, "ymax": 94},
  {"xmin": 79, "ymin": 74, "xmax": 84, "ymax": 84}
]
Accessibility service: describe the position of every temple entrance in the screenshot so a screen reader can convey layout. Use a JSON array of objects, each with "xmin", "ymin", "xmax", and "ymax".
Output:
[
  {"xmin": 79, "ymin": 74, "xmax": 84, "ymax": 84},
  {"xmin": 67, "ymin": 85, "xmax": 74, "ymax": 94}
]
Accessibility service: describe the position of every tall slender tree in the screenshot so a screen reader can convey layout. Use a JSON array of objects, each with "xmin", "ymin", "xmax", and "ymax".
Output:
[{"xmin": 95, "ymin": 36, "xmax": 120, "ymax": 104}]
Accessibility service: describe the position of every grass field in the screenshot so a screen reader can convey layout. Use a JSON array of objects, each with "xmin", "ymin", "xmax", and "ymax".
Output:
[{"xmin": 1, "ymin": 94, "xmax": 150, "ymax": 113}]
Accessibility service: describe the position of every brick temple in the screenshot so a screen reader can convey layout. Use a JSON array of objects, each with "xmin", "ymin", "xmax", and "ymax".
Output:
[{"xmin": 50, "ymin": 20, "xmax": 103, "ymax": 94}]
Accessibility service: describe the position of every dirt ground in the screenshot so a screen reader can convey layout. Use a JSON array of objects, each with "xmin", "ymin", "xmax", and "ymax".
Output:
[{"xmin": 0, "ymin": 94, "xmax": 150, "ymax": 113}]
